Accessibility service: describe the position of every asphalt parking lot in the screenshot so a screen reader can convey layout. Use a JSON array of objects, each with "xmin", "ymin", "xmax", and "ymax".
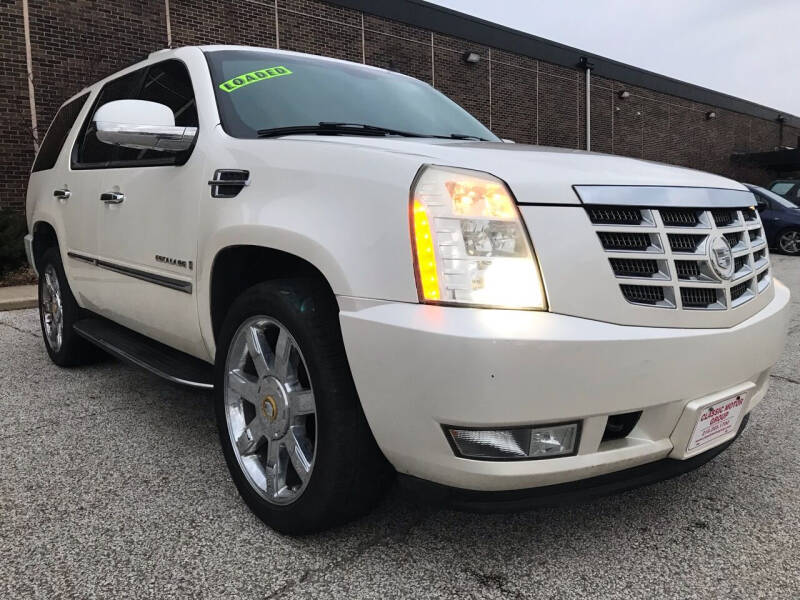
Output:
[{"xmin": 1, "ymin": 255, "xmax": 798, "ymax": 600}]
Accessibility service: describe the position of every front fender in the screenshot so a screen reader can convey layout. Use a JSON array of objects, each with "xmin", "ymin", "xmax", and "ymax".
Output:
[
  {"xmin": 197, "ymin": 221, "xmax": 417, "ymax": 358},
  {"xmin": 195, "ymin": 136, "xmax": 432, "ymax": 358}
]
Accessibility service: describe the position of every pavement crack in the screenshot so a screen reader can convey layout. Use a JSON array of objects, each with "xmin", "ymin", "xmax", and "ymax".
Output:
[
  {"xmin": 0, "ymin": 319, "xmax": 40, "ymax": 339},
  {"xmin": 264, "ymin": 570, "xmax": 311, "ymax": 600},
  {"xmin": 770, "ymin": 374, "xmax": 800, "ymax": 386},
  {"xmin": 465, "ymin": 567, "xmax": 525, "ymax": 600}
]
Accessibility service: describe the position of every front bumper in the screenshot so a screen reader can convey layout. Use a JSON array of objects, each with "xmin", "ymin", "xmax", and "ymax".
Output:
[
  {"xmin": 399, "ymin": 414, "xmax": 749, "ymax": 512},
  {"xmin": 338, "ymin": 280, "xmax": 790, "ymax": 492}
]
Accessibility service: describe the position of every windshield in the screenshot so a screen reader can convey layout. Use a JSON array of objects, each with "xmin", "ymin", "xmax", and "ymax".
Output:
[
  {"xmin": 205, "ymin": 50, "xmax": 499, "ymax": 141},
  {"xmin": 752, "ymin": 185, "xmax": 800, "ymax": 209}
]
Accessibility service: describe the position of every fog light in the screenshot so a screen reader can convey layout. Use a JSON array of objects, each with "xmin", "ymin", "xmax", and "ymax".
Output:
[{"xmin": 446, "ymin": 423, "xmax": 579, "ymax": 460}]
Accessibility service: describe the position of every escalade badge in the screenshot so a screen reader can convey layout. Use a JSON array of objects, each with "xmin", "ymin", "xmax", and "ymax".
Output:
[
  {"xmin": 708, "ymin": 234, "xmax": 734, "ymax": 281},
  {"xmin": 155, "ymin": 255, "xmax": 193, "ymax": 270}
]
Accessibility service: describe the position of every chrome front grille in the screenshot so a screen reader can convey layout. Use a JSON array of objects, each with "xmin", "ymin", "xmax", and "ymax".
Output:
[
  {"xmin": 589, "ymin": 205, "xmax": 771, "ymax": 310},
  {"xmin": 609, "ymin": 258, "xmax": 660, "ymax": 278},
  {"xmin": 733, "ymin": 255, "xmax": 748, "ymax": 273},
  {"xmin": 730, "ymin": 281, "xmax": 749, "ymax": 301},
  {"xmin": 668, "ymin": 233, "xmax": 705, "ymax": 253},
  {"xmin": 711, "ymin": 209, "xmax": 735, "ymax": 227},
  {"xmin": 724, "ymin": 231, "xmax": 743, "ymax": 249},
  {"xmin": 598, "ymin": 231, "xmax": 655, "ymax": 252},
  {"xmin": 661, "ymin": 208, "xmax": 701, "ymax": 227},
  {"xmin": 681, "ymin": 286, "xmax": 722, "ymax": 309},
  {"xmin": 621, "ymin": 284, "xmax": 669, "ymax": 306},
  {"xmin": 674, "ymin": 260, "xmax": 700, "ymax": 280},
  {"xmin": 587, "ymin": 206, "xmax": 644, "ymax": 225}
]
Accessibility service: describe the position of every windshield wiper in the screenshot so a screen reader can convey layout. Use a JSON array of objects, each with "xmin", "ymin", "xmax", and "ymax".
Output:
[
  {"xmin": 257, "ymin": 122, "xmax": 429, "ymax": 138},
  {"xmin": 448, "ymin": 133, "xmax": 490, "ymax": 141},
  {"xmin": 322, "ymin": 125, "xmax": 492, "ymax": 141}
]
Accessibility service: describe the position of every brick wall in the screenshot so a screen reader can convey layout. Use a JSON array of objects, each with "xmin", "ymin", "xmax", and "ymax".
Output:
[
  {"xmin": 0, "ymin": 0, "xmax": 793, "ymax": 211},
  {"xmin": 0, "ymin": 0, "xmax": 34, "ymax": 214}
]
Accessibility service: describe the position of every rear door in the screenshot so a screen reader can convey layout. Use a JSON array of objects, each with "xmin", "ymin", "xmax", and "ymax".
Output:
[
  {"xmin": 91, "ymin": 59, "xmax": 206, "ymax": 357},
  {"xmin": 27, "ymin": 93, "xmax": 93, "ymax": 303}
]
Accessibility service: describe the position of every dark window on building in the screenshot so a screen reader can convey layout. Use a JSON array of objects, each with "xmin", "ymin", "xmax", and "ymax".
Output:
[
  {"xmin": 32, "ymin": 94, "xmax": 89, "ymax": 172},
  {"xmin": 72, "ymin": 60, "xmax": 197, "ymax": 169}
]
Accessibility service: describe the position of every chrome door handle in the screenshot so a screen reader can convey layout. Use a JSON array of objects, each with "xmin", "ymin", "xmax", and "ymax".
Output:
[
  {"xmin": 53, "ymin": 189, "xmax": 71, "ymax": 200},
  {"xmin": 100, "ymin": 191, "xmax": 125, "ymax": 204}
]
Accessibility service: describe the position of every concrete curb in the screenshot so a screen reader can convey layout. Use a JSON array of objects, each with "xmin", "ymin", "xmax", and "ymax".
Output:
[{"xmin": 0, "ymin": 284, "xmax": 37, "ymax": 311}]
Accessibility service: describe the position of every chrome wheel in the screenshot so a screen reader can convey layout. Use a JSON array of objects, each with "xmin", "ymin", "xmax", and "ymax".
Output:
[
  {"xmin": 224, "ymin": 316, "xmax": 317, "ymax": 505},
  {"xmin": 41, "ymin": 264, "xmax": 64, "ymax": 353},
  {"xmin": 778, "ymin": 230, "xmax": 800, "ymax": 254}
]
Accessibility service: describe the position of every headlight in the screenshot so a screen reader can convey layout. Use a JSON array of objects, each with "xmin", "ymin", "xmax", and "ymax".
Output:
[{"xmin": 410, "ymin": 165, "xmax": 547, "ymax": 309}]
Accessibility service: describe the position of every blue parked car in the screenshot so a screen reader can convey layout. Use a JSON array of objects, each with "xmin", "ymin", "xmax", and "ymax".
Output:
[{"xmin": 744, "ymin": 184, "xmax": 800, "ymax": 255}]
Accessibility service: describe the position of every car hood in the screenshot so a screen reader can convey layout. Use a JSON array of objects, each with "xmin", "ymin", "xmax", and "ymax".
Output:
[{"xmin": 286, "ymin": 136, "xmax": 747, "ymax": 204}]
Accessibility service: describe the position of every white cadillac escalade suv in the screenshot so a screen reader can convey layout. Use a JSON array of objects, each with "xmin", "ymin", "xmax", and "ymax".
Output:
[{"xmin": 25, "ymin": 46, "xmax": 790, "ymax": 534}]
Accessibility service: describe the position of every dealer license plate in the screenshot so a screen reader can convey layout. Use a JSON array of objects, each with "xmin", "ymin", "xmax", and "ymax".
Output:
[{"xmin": 686, "ymin": 394, "xmax": 746, "ymax": 453}]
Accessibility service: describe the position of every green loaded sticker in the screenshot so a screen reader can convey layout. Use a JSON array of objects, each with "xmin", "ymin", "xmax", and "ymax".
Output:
[{"xmin": 219, "ymin": 66, "xmax": 293, "ymax": 93}]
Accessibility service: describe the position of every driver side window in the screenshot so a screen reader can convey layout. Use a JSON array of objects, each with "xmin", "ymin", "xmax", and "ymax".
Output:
[
  {"xmin": 72, "ymin": 59, "xmax": 197, "ymax": 170},
  {"xmin": 116, "ymin": 60, "xmax": 198, "ymax": 164},
  {"xmin": 73, "ymin": 68, "xmax": 145, "ymax": 167}
]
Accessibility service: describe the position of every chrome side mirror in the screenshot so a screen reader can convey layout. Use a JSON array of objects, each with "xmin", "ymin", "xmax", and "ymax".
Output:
[{"xmin": 94, "ymin": 99, "xmax": 197, "ymax": 152}]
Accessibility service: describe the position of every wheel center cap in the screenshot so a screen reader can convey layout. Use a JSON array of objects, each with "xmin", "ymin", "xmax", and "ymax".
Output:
[
  {"xmin": 261, "ymin": 395, "xmax": 278, "ymax": 421},
  {"xmin": 259, "ymin": 376, "xmax": 289, "ymax": 437}
]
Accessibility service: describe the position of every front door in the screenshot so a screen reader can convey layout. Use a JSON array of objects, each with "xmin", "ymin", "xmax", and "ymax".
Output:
[
  {"xmin": 93, "ymin": 60, "xmax": 206, "ymax": 358},
  {"xmin": 71, "ymin": 59, "xmax": 206, "ymax": 358}
]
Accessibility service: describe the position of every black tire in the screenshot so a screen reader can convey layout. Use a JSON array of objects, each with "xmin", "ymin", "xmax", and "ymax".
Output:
[
  {"xmin": 776, "ymin": 228, "xmax": 800, "ymax": 256},
  {"xmin": 37, "ymin": 247, "xmax": 101, "ymax": 366},
  {"xmin": 214, "ymin": 278, "xmax": 393, "ymax": 534}
]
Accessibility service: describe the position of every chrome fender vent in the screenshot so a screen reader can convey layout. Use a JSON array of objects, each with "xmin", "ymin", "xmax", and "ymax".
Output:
[{"xmin": 209, "ymin": 169, "xmax": 250, "ymax": 198}]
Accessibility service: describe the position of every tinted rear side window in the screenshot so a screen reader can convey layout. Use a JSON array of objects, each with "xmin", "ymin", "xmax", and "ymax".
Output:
[{"xmin": 32, "ymin": 94, "xmax": 89, "ymax": 172}]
